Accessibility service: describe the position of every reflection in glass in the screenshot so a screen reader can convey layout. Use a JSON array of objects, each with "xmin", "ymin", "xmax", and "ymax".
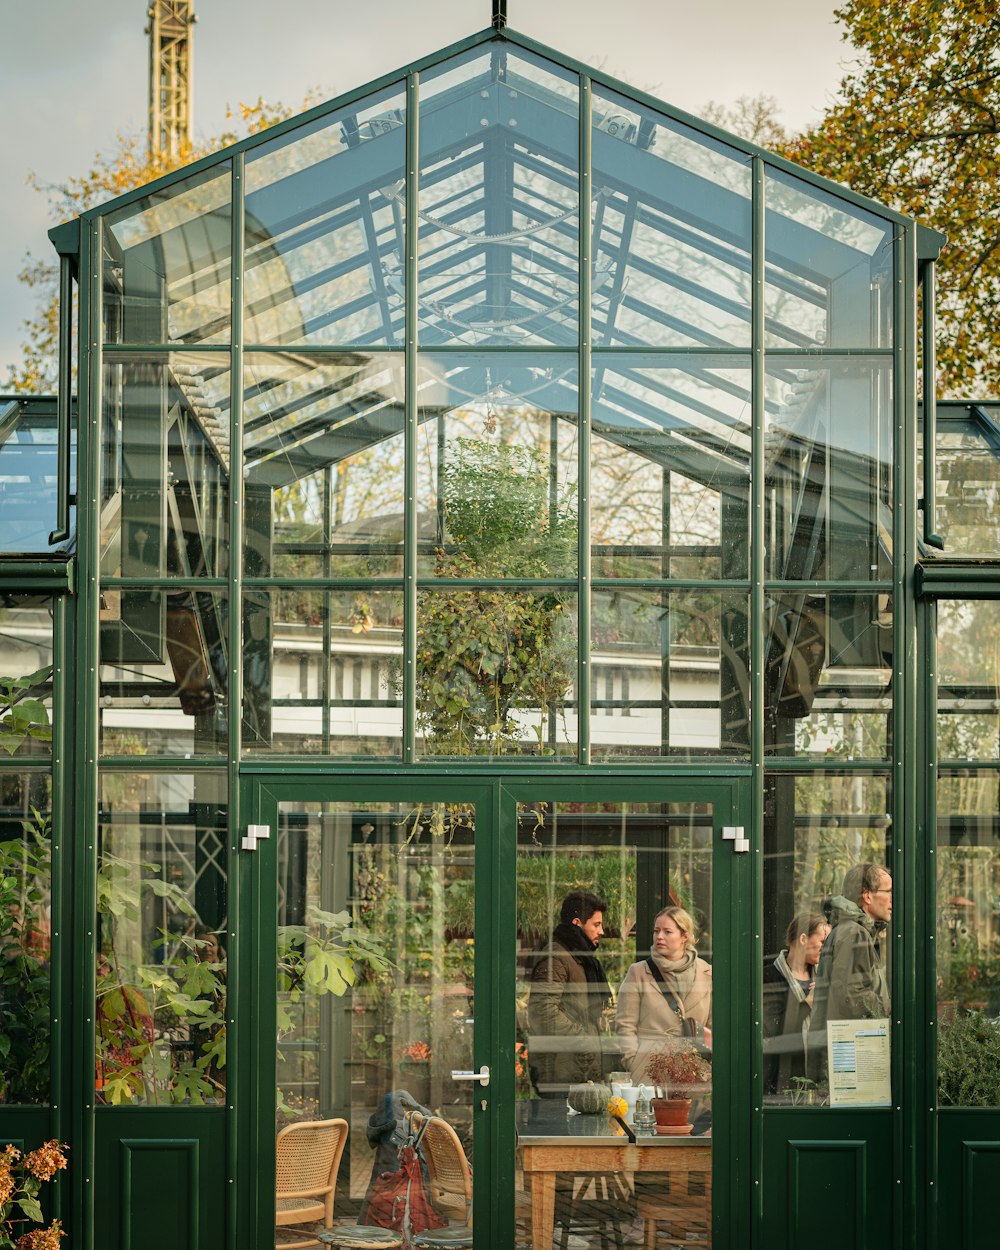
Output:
[
  {"xmin": 416, "ymin": 590, "xmax": 576, "ymax": 758},
  {"xmin": 419, "ymin": 48, "xmax": 578, "ymax": 347},
  {"xmin": 0, "ymin": 397, "xmax": 76, "ymax": 555},
  {"xmin": 591, "ymin": 86, "xmax": 751, "ymax": 349},
  {"xmin": 517, "ymin": 801, "xmax": 713, "ymax": 1247},
  {"xmin": 591, "ymin": 589, "xmax": 749, "ymax": 759},
  {"xmin": 764, "ymin": 171, "xmax": 893, "ymax": 350},
  {"xmin": 936, "ymin": 771, "xmax": 1000, "ymax": 1106},
  {"xmin": 927, "ymin": 409, "xmax": 1000, "ymax": 556},
  {"xmin": 764, "ymin": 593, "xmax": 892, "ymax": 759},
  {"xmin": 243, "ymin": 353, "xmax": 406, "ymax": 578},
  {"xmin": 765, "ymin": 358, "xmax": 893, "ymax": 581},
  {"xmin": 0, "ymin": 598, "xmax": 53, "ymax": 759},
  {"xmin": 416, "ymin": 356, "xmax": 578, "ymax": 579},
  {"xmin": 103, "ymin": 164, "xmax": 232, "ymax": 346},
  {"xmin": 276, "ymin": 800, "xmax": 474, "ymax": 1241},
  {"xmin": 243, "ymin": 589, "xmax": 402, "ymax": 756},
  {"xmin": 100, "ymin": 353, "xmax": 231, "ymax": 580},
  {"xmin": 762, "ymin": 772, "xmax": 892, "ymax": 1106},
  {"xmin": 96, "ymin": 772, "xmax": 227, "ymax": 1105},
  {"xmin": 99, "ymin": 588, "xmax": 229, "ymax": 757},
  {"xmin": 937, "ymin": 600, "xmax": 1000, "ymax": 761},
  {"xmin": 591, "ymin": 357, "xmax": 750, "ymax": 579},
  {"xmin": 0, "ymin": 770, "xmax": 52, "ymax": 1104},
  {"xmin": 244, "ymin": 84, "xmax": 406, "ymax": 348}
]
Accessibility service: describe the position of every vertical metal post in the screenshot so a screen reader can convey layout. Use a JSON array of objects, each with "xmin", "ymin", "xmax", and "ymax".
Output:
[
  {"xmin": 920, "ymin": 260, "xmax": 944, "ymax": 549},
  {"xmin": 226, "ymin": 150, "xmax": 245, "ymax": 1250},
  {"xmin": 403, "ymin": 73, "xmax": 420, "ymax": 763},
  {"xmin": 577, "ymin": 76, "xmax": 592, "ymax": 765},
  {"xmin": 49, "ymin": 255, "xmax": 74, "ymax": 545},
  {"xmin": 49, "ymin": 593, "xmax": 66, "ymax": 1153}
]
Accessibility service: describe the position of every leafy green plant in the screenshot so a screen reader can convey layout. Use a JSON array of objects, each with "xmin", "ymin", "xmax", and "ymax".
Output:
[
  {"xmin": 0, "ymin": 808, "xmax": 52, "ymax": 1105},
  {"xmin": 0, "ymin": 668, "xmax": 52, "ymax": 756},
  {"xmin": 0, "ymin": 1139, "xmax": 66, "ymax": 1250},
  {"xmin": 937, "ymin": 1010, "xmax": 1000, "ymax": 1107}
]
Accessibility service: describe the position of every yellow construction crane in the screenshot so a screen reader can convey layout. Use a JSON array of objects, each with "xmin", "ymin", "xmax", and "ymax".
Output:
[{"xmin": 146, "ymin": 1, "xmax": 196, "ymax": 160}]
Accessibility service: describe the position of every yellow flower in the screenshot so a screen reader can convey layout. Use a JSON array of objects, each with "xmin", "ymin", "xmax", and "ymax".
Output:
[{"xmin": 607, "ymin": 1096, "xmax": 628, "ymax": 1118}]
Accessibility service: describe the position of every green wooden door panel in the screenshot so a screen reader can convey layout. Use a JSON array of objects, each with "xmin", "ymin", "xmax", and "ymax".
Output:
[{"xmin": 935, "ymin": 1112, "xmax": 1000, "ymax": 1250}]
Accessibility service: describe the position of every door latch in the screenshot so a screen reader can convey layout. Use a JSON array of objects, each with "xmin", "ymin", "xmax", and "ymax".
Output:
[
  {"xmin": 451, "ymin": 1065, "xmax": 491, "ymax": 1087},
  {"xmin": 722, "ymin": 826, "xmax": 750, "ymax": 853},
  {"xmin": 241, "ymin": 823, "xmax": 271, "ymax": 851}
]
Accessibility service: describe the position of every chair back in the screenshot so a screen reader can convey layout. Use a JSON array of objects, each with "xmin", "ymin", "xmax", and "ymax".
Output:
[
  {"xmin": 276, "ymin": 1117, "xmax": 349, "ymax": 1205},
  {"xmin": 415, "ymin": 1115, "xmax": 472, "ymax": 1222}
]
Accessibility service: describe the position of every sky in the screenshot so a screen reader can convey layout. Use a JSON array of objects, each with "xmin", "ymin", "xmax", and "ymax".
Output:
[{"xmin": 0, "ymin": 0, "xmax": 855, "ymax": 377}]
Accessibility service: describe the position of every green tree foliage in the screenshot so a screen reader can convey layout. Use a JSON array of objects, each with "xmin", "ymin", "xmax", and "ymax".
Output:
[{"xmin": 780, "ymin": 0, "xmax": 1000, "ymax": 395}]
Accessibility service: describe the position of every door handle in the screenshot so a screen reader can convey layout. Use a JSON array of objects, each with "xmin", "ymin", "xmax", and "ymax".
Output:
[{"xmin": 451, "ymin": 1065, "xmax": 491, "ymax": 1087}]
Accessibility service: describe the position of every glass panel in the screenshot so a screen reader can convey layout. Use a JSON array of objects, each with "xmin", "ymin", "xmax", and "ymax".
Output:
[
  {"xmin": 517, "ymin": 800, "xmax": 713, "ymax": 1248},
  {"xmin": 0, "ymin": 598, "xmax": 53, "ymax": 759},
  {"xmin": 275, "ymin": 799, "xmax": 474, "ymax": 1242},
  {"xmin": 764, "ymin": 357, "xmax": 893, "ymax": 581},
  {"xmin": 416, "ymin": 354, "xmax": 578, "ymax": 579},
  {"xmin": 244, "ymin": 83, "xmax": 406, "ymax": 348},
  {"xmin": 0, "ymin": 767, "xmax": 52, "ymax": 1104},
  {"xmin": 764, "ymin": 592, "xmax": 892, "ymax": 759},
  {"xmin": 243, "ymin": 589, "xmax": 403, "ymax": 756},
  {"xmin": 927, "ymin": 408, "xmax": 1000, "ymax": 556},
  {"xmin": 242, "ymin": 352, "xmax": 405, "ymax": 578},
  {"xmin": 592, "ymin": 86, "xmax": 752, "ymax": 348},
  {"xmin": 103, "ymin": 164, "xmax": 232, "ymax": 346},
  {"xmin": 592, "ymin": 356, "xmax": 751, "ymax": 579},
  {"xmin": 936, "ymin": 771, "xmax": 1000, "ymax": 1107},
  {"xmin": 99, "ymin": 588, "xmax": 228, "ymax": 757},
  {"xmin": 937, "ymin": 600, "xmax": 1000, "ymax": 762},
  {"xmin": 416, "ymin": 590, "xmax": 576, "ymax": 758},
  {"xmin": 419, "ymin": 49, "xmax": 578, "ymax": 346},
  {"xmin": 100, "ymin": 352, "xmax": 230, "ymax": 580},
  {"xmin": 96, "ymin": 772, "xmax": 227, "ymax": 1105},
  {"xmin": 0, "ymin": 397, "xmax": 76, "ymax": 555},
  {"xmin": 762, "ymin": 772, "xmax": 892, "ymax": 1107},
  {"xmin": 764, "ymin": 171, "xmax": 893, "ymax": 349},
  {"xmin": 592, "ymin": 589, "xmax": 749, "ymax": 759}
]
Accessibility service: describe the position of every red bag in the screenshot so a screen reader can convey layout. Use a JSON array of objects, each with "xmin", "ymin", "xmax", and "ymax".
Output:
[{"xmin": 364, "ymin": 1128, "xmax": 447, "ymax": 1244}]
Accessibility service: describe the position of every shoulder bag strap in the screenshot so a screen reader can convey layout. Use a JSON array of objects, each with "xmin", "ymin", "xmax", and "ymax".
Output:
[{"xmin": 644, "ymin": 956, "xmax": 687, "ymax": 1021}]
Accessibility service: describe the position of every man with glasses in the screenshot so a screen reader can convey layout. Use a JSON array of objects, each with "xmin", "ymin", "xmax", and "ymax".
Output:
[{"xmin": 812, "ymin": 863, "xmax": 893, "ymax": 1037}]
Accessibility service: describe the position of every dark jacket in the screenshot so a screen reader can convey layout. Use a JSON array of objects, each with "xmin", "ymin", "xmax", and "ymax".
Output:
[
  {"xmin": 762, "ymin": 949, "xmax": 814, "ymax": 1096},
  {"xmin": 527, "ymin": 927, "xmax": 610, "ymax": 1097}
]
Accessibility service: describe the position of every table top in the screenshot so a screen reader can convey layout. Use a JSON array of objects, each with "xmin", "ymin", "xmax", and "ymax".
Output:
[{"xmin": 515, "ymin": 1100, "xmax": 711, "ymax": 1147}]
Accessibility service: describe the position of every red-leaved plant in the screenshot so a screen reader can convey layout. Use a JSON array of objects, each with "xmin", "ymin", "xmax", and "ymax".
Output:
[
  {"xmin": 645, "ymin": 1046, "xmax": 712, "ymax": 1099},
  {"xmin": 0, "ymin": 1141, "xmax": 67, "ymax": 1250}
]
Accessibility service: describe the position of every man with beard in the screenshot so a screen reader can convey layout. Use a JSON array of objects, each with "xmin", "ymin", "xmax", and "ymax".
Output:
[{"xmin": 528, "ymin": 890, "xmax": 612, "ymax": 1099}]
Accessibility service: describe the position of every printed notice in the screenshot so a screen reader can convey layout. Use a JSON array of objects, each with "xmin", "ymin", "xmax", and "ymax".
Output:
[{"xmin": 827, "ymin": 1019, "xmax": 891, "ymax": 1107}]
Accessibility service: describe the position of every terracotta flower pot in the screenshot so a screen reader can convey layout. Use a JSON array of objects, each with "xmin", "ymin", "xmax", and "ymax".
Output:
[{"xmin": 652, "ymin": 1097, "xmax": 691, "ymax": 1127}]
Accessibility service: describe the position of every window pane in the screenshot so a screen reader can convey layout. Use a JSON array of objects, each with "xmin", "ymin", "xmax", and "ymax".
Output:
[
  {"xmin": 762, "ymin": 772, "xmax": 893, "ymax": 1107},
  {"xmin": 416, "ymin": 589, "xmax": 577, "ymax": 758},
  {"xmin": 243, "ymin": 352, "xmax": 406, "ymax": 578},
  {"xmin": 416, "ymin": 355, "xmax": 578, "ymax": 580},
  {"xmin": 765, "ymin": 592, "xmax": 892, "ymax": 759},
  {"xmin": 99, "ymin": 588, "xmax": 229, "ymax": 757},
  {"xmin": 926, "ymin": 411, "xmax": 1000, "ymax": 557},
  {"xmin": 936, "ymin": 771, "xmax": 1000, "ymax": 1107},
  {"xmin": 243, "ymin": 588, "xmax": 403, "ymax": 757},
  {"xmin": 0, "ymin": 768, "xmax": 52, "ymax": 1104},
  {"xmin": 765, "ymin": 358, "xmax": 893, "ymax": 581},
  {"xmin": 419, "ymin": 49, "xmax": 578, "ymax": 346},
  {"xmin": 100, "ymin": 352, "xmax": 231, "ymax": 580},
  {"xmin": 0, "ymin": 598, "xmax": 53, "ymax": 760},
  {"xmin": 937, "ymin": 600, "xmax": 1000, "ymax": 762},
  {"xmin": 244, "ymin": 83, "xmax": 406, "ymax": 347},
  {"xmin": 275, "ymin": 799, "xmax": 475, "ymax": 1238},
  {"xmin": 96, "ymin": 772, "xmax": 227, "ymax": 1105},
  {"xmin": 592, "ymin": 87, "xmax": 752, "ymax": 348},
  {"xmin": 765, "ymin": 171, "xmax": 893, "ymax": 350},
  {"xmin": 592, "ymin": 356, "xmax": 751, "ymax": 579},
  {"xmin": 592, "ymin": 588, "xmax": 749, "ymax": 759},
  {"xmin": 0, "ymin": 397, "xmax": 76, "ymax": 555},
  {"xmin": 103, "ymin": 164, "xmax": 232, "ymax": 346}
]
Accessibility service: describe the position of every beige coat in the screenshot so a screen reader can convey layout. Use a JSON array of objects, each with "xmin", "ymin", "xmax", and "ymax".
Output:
[{"xmin": 614, "ymin": 957, "xmax": 712, "ymax": 1084}]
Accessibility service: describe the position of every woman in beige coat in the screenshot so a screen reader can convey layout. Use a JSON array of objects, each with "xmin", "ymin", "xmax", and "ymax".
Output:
[{"xmin": 615, "ymin": 906, "xmax": 712, "ymax": 1085}]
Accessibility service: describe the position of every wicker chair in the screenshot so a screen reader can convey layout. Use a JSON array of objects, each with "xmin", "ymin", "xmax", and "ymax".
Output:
[
  {"xmin": 275, "ymin": 1117, "xmax": 349, "ymax": 1249},
  {"xmin": 413, "ymin": 1115, "xmax": 472, "ymax": 1225}
]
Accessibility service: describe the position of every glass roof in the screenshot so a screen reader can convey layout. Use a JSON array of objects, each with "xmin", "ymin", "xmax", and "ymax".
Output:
[{"xmin": 0, "ymin": 397, "xmax": 76, "ymax": 556}]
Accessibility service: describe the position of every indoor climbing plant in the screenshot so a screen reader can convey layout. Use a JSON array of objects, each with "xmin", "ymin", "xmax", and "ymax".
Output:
[{"xmin": 0, "ymin": 667, "xmax": 52, "ymax": 756}]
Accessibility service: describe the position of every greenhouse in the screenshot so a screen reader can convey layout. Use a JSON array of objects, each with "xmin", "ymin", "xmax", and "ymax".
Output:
[{"xmin": 1, "ymin": 17, "xmax": 998, "ymax": 1250}]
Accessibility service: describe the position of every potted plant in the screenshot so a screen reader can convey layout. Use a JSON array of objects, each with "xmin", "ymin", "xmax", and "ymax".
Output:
[{"xmin": 646, "ymin": 1045, "xmax": 712, "ymax": 1126}]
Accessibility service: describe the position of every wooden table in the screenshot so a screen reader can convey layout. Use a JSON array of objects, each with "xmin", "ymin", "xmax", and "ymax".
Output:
[{"xmin": 516, "ymin": 1104, "xmax": 710, "ymax": 1250}]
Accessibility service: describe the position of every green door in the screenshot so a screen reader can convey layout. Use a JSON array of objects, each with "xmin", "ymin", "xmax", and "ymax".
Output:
[{"xmin": 244, "ymin": 774, "xmax": 750, "ymax": 1250}]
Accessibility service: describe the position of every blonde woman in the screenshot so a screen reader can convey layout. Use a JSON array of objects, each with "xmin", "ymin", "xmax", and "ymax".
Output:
[{"xmin": 615, "ymin": 906, "xmax": 712, "ymax": 1084}]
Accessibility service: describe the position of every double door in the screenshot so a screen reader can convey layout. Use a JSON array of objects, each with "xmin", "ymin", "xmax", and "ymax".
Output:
[{"xmin": 243, "ymin": 774, "xmax": 751, "ymax": 1249}]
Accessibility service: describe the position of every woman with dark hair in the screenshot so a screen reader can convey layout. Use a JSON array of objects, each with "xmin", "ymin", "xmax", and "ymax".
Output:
[{"xmin": 762, "ymin": 911, "xmax": 830, "ymax": 1097}]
